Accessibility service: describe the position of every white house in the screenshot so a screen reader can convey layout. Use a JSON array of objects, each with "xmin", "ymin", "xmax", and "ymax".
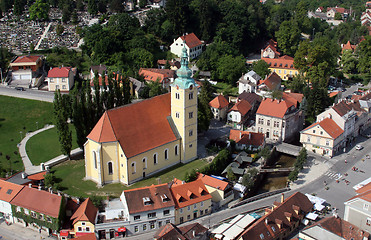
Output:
[
  {"xmin": 227, "ymin": 99, "xmax": 252, "ymax": 129},
  {"xmin": 46, "ymin": 67, "xmax": 75, "ymax": 92},
  {"xmin": 0, "ymin": 180, "xmax": 24, "ymax": 223},
  {"xmin": 170, "ymin": 33, "xmax": 203, "ymax": 60},
  {"xmin": 237, "ymin": 70, "xmax": 261, "ymax": 94}
]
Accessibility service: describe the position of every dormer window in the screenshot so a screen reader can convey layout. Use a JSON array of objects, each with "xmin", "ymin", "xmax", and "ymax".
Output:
[
  {"xmin": 187, "ymin": 190, "xmax": 196, "ymax": 199},
  {"xmin": 161, "ymin": 194, "xmax": 170, "ymax": 202},
  {"xmin": 143, "ymin": 197, "xmax": 152, "ymax": 205}
]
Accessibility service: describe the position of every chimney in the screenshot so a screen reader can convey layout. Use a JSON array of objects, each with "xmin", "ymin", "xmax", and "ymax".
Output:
[
  {"xmin": 57, "ymin": 191, "xmax": 61, "ymax": 196},
  {"xmin": 265, "ymin": 218, "xmax": 269, "ymax": 224},
  {"xmin": 38, "ymin": 185, "xmax": 42, "ymax": 191},
  {"xmin": 281, "ymin": 193, "xmax": 284, "ymax": 203},
  {"xmin": 77, "ymin": 198, "xmax": 80, "ymax": 205},
  {"xmin": 193, "ymin": 230, "xmax": 196, "ymax": 237},
  {"xmin": 240, "ymin": 132, "xmax": 242, "ymax": 139},
  {"xmin": 29, "ymin": 183, "xmax": 32, "ymax": 188},
  {"xmin": 249, "ymin": 133, "xmax": 251, "ymax": 139},
  {"xmin": 21, "ymin": 172, "xmax": 27, "ymax": 179}
]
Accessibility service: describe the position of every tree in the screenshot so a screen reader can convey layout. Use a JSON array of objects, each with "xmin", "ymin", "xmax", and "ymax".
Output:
[
  {"xmin": 242, "ymin": 168, "xmax": 258, "ymax": 190},
  {"xmin": 275, "ymin": 20, "xmax": 301, "ymax": 56},
  {"xmin": 288, "ymin": 169, "xmax": 299, "ymax": 182},
  {"xmin": 334, "ymin": 12, "xmax": 342, "ymax": 20},
  {"xmin": 148, "ymin": 79, "xmax": 167, "ymax": 98},
  {"xmin": 13, "ymin": 0, "xmax": 24, "ymax": 16},
  {"xmin": 356, "ymin": 36, "xmax": 371, "ymax": 76},
  {"xmin": 226, "ymin": 167, "xmax": 236, "ymax": 181},
  {"xmin": 56, "ymin": 24, "xmax": 64, "ymax": 36},
  {"xmin": 341, "ymin": 50, "xmax": 358, "ymax": 74},
  {"xmin": 88, "ymin": 0, "xmax": 98, "ymax": 15},
  {"xmin": 29, "ymin": 0, "xmax": 49, "ymax": 21},
  {"xmin": 139, "ymin": 0, "xmax": 146, "ymax": 8},
  {"xmin": 216, "ymin": 55, "xmax": 246, "ymax": 85},
  {"xmin": 62, "ymin": 5, "xmax": 71, "ymax": 23},
  {"xmin": 184, "ymin": 169, "xmax": 197, "ymax": 182},
  {"xmin": 165, "ymin": 0, "xmax": 191, "ymax": 35},
  {"xmin": 53, "ymin": 90, "xmax": 72, "ymax": 159},
  {"xmin": 127, "ymin": 48, "xmax": 154, "ymax": 71},
  {"xmin": 252, "ymin": 60, "xmax": 270, "ymax": 79},
  {"xmin": 198, "ymin": 80, "xmax": 213, "ymax": 132},
  {"xmin": 71, "ymin": 10, "xmax": 78, "ymax": 24}
]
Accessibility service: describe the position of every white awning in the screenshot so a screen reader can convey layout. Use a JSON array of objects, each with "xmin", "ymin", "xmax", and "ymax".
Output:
[
  {"xmin": 314, "ymin": 203, "xmax": 325, "ymax": 211},
  {"xmin": 306, "ymin": 212, "xmax": 318, "ymax": 220}
]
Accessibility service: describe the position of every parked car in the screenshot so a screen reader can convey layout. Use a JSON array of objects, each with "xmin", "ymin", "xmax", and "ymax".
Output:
[
  {"xmin": 15, "ymin": 87, "xmax": 25, "ymax": 91},
  {"xmin": 355, "ymin": 145, "xmax": 363, "ymax": 150}
]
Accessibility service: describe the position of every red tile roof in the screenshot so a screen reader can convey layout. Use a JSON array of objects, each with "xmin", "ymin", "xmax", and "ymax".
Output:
[
  {"xmin": 87, "ymin": 93, "xmax": 178, "ymax": 158},
  {"xmin": 256, "ymin": 98, "xmax": 295, "ymax": 119},
  {"xmin": 139, "ymin": 68, "xmax": 175, "ymax": 83},
  {"xmin": 342, "ymin": 41, "xmax": 357, "ymax": 52},
  {"xmin": 237, "ymin": 92, "xmax": 262, "ymax": 106},
  {"xmin": 70, "ymin": 198, "xmax": 98, "ymax": 225},
  {"xmin": 229, "ymin": 129, "xmax": 265, "ymax": 147},
  {"xmin": 196, "ymin": 173, "xmax": 229, "ymax": 191},
  {"xmin": 74, "ymin": 233, "xmax": 97, "ymax": 240},
  {"xmin": 328, "ymin": 91, "xmax": 340, "ymax": 98},
  {"xmin": 258, "ymin": 72, "xmax": 281, "ymax": 91},
  {"xmin": 282, "ymin": 92, "xmax": 303, "ymax": 105},
  {"xmin": 0, "ymin": 179, "xmax": 24, "ymax": 202},
  {"xmin": 302, "ymin": 216, "xmax": 370, "ymax": 240},
  {"xmin": 239, "ymin": 192, "xmax": 312, "ymax": 240},
  {"xmin": 209, "ymin": 95, "xmax": 229, "ymax": 109},
  {"xmin": 180, "ymin": 33, "xmax": 202, "ymax": 49},
  {"xmin": 170, "ymin": 179, "xmax": 212, "ymax": 209},
  {"xmin": 228, "ymin": 99, "xmax": 252, "ymax": 116},
  {"xmin": 262, "ymin": 56, "xmax": 296, "ymax": 70},
  {"xmin": 157, "ymin": 60, "xmax": 181, "ymax": 69},
  {"xmin": 303, "ymin": 118, "xmax": 344, "ymax": 139},
  {"xmin": 12, "ymin": 55, "xmax": 41, "ymax": 64},
  {"xmin": 327, "ymin": 7, "xmax": 349, "ymax": 14},
  {"xmin": 123, "ymin": 183, "xmax": 175, "ymax": 214},
  {"xmin": 154, "ymin": 222, "xmax": 207, "ymax": 240},
  {"xmin": 356, "ymin": 182, "xmax": 371, "ymax": 194},
  {"xmin": 27, "ymin": 171, "xmax": 46, "ymax": 181},
  {"xmin": 48, "ymin": 67, "xmax": 71, "ymax": 78},
  {"xmin": 10, "ymin": 187, "xmax": 62, "ymax": 218},
  {"xmin": 263, "ymin": 39, "xmax": 280, "ymax": 56}
]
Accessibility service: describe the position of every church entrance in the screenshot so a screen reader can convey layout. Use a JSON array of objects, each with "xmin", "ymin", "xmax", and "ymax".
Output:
[{"xmin": 143, "ymin": 172, "xmax": 145, "ymax": 178}]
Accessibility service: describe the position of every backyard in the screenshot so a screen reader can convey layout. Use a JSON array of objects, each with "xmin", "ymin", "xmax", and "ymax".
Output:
[
  {"xmin": 0, "ymin": 96, "xmax": 54, "ymax": 173},
  {"xmin": 26, "ymin": 125, "xmax": 78, "ymax": 165},
  {"xmin": 52, "ymin": 158, "xmax": 209, "ymax": 198}
]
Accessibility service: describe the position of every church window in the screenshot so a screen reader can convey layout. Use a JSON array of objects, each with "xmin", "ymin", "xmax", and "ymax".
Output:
[
  {"xmin": 142, "ymin": 158, "xmax": 147, "ymax": 169},
  {"xmin": 189, "ymin": 130, "xmax": 193, "ymax": 136},
  {"xmin": 175, "ymin": 145, "xmax": 178, "ymax": 156},
  {"xmin": 176, "ymin": 112, "xmax": 180, "ymax": 118},
  {"xmin": 132, "ymin": 162, "xmax": 136, "ymax": 174},
  {"xmin": 154, "ymin": 153, "xmax": 158, "ymax": 165},
  {"xmin": 164, "ymin": 149, "xmax": 168, "ymax": 160},
  {"xmin": 189, "ymin": 112, "xmax": 193, "ymax": 119},
  {"xmin": 93, "ymin": 151, "xmax": 97, "ymax": 169},
  {"xmin": 175, "ymin": 93, "xmax": 180, "ymax": 99},
  {"xmin": 108, "ymin": 162, "xmax": 113, "ymax": 175},
  {"xmin": 189, "ymin": 144, "xmax": 193, "ymax": 148},
  {"xmin": 189, "ymin": 92, "xmax": 193, "ymax": 100}
]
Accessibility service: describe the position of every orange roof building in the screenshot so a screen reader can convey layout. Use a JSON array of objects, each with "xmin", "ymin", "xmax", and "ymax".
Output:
[
  {"xmin": 256, "ymin": 96, "xmax": 304, "ymax": 142},
  {"xmin": 209, "ymin": 95, "xmax": 229, "ymax": 121},
  {"xmin": 262, "ymin": 56, "xmax": 298, "ymax": 81},
  {"xmin": 261, "ymin": 39, "xmax": 281, "ymax": 59},
  {"xmin": 300, "ymin": 118, "xmax": 344, "ymax": 157},
  {"xmin": 229, "ymin": 129, "xmax": 265, "ymax": 150},
  {"xmin": 9, "ymin": 55, "xmax": 43, "ymax": 72},
  {"xmin": 139, "ymin": 68, "xmax": 175, "ymax": 90},
  {"xmin": 170, "ymin": 178, "xmax": 212, "ymax": 224},
  {"xmin": 227, "ymin": 100, "xmax": 252, "ymax": 128},
  {"xmin": 70, "ymin": 198, "xmax": 98, "ymax": 237},
  {"xmin": 0, "ymin": 180, "xmax": 24, "ymax": 223},
  {"xmin": 170, "ymin": 33, "xmax": 203, "ymax": 60},
  {"xmin": 84, "ymin": 45, "xmax": 198, "ymax": 187}
]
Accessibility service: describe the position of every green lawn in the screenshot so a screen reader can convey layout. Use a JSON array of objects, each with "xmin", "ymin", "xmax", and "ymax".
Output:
[
  {"xmin": 26, "ymin": 125, "xmax": 78, "ymax": 165},
  {"xmin": 0, "ymin": 96, "xmax": 54, "ymax": 173},
  {"xmin": 52, "ymin": 158, "xmax": 209, "ymax": 198},
  {"xmin": 214, "ymin": 82, "xmax": 238, "ymax": 96}
]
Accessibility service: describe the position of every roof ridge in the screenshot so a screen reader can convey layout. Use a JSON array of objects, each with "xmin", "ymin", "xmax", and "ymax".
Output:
[
  {"xmin": 105, "ymin": 111, "xmax": 119, "ymax": 141},
  {"xmin": 124, "ymin": 183, "xmax": 168, "ymax": 192}
]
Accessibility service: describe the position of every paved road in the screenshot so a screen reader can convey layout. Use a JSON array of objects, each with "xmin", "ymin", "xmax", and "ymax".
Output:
[
  {"xmin": 0, "ymin": 84, "xmax": 55, "ymax": 102},
  {"xmin": 0, "ymin": 220, "xmax": 55, "ymax": 240}
]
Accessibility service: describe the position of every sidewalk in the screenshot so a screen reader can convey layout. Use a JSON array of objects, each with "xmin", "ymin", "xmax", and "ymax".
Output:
[{"xmin": 0, "ymin": 220, "xmax": 55, "ymax": 240}]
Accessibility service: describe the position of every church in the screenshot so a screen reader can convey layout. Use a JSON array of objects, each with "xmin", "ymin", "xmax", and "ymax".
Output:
[{"xmin": 84, "ymin": 46, "xmax": 198, "ymax": 186}]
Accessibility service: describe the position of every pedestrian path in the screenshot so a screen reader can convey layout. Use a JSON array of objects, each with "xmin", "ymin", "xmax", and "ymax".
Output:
[
  {"xmin": 324, "ymin": 171, "xmax": 342, "ymax": 180},
  {"xmin": 35, "ymin": 22, "xmax": 52, "ymax": 50}
]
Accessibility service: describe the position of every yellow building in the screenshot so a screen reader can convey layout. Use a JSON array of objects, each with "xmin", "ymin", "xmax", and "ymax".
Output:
[
  {"xmin": 84, "ymin": 45, "xmax": 198, "ymax": 186},
  {"xmin": 70, "ymin": 198, "xmax": 98, "ymax": 237},
  {"xmin": 300, "ymin": 118, "xmax": 344, "ymax": 157},
  {"xmin": 170, "ymin": 178, "xmax": 212, "ymax": 224},
  {"xmin": 262, "ymin": 56, "xmax": 299, "ymax": 81}
]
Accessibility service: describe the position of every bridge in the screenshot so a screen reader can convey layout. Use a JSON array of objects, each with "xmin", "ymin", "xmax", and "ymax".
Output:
[
  {"xmin": 275, "ymin": 142, "xmax": 302, "ymax": 156},
  {"xmin": 259, "ymin": 167, "xmax": 294, "ymax": 173}
]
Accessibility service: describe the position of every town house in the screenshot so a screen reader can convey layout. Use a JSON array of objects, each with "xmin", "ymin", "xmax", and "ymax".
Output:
[
  {"xmin": 47, "ymin": 66, "xmax": 75, "ymax": 92},
  {"xmin": 0, "ymin": 179, "xmax": 24, "ymax": 223},
  {"xmin": 170, "ymin": 33, "xmax": 203, "ymax": 60}
]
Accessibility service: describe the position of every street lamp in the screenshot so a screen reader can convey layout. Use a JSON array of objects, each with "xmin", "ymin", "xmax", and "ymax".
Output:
[
  {"xmin": 19, "ymin": 131, "xmax": 23, "ymax": 141},
  {"xmin": 36, "ymin": 121, "xmax": 39, "ymax": 130}
]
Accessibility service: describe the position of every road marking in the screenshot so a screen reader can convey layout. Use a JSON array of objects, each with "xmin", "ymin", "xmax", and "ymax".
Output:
[{"xmin": 325, "ymin": 171, "xmax": 342, "ymax": 180}]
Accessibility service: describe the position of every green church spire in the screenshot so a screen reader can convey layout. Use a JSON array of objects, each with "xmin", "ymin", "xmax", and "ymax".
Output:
[{"xmin": 172, "ymin": 41, "xmax": 197, "ymax": 89}]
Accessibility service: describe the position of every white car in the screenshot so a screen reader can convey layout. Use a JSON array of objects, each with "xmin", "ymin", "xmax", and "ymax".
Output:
[{"xmin": 355, "ymin": 145, "xmax": 363, "ymax": 150}]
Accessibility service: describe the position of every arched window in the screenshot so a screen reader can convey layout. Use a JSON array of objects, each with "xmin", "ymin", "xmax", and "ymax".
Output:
[
  {"xmin": 142, "ymin": 158, "xmax": 147, "ymax": 169},
  {"xmin": 108, "ymin": 162, "xmax": 113, "ymax": 175},
  {"xmin": 93, "ymin": 151, "xmax": 97, "ymax": 169},
  {"xmin": 175, "ymin": 145, "xmax": 178, "ymax": 156},
  {"xmin": 164, "ymin": 149, "xmax": 168, "ymax": 160},
  {"xmin": 154, "ymin": 153, "xmax": 158, "ymax": 165},
  {"xmin": 131, "ymin": 162, "xmax": 136, "ymax": 174}
]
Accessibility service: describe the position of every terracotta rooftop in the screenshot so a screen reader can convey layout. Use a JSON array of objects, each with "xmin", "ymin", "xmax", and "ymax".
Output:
[
  {"xmin": 11, "ymin": 55, "xmax": 41, "ymax": 64},
  {"xmin": 87, "ymin": 93, "xmax": 178, "ymax": 158},
  {"xmin": 74, "ymin": 233, "xmax": 97, "ymax": 240},
  {"xmin": 229, "ymin": 129, "xmax": 265, "ymax": 147},
  {"xmin": 333, "ymin": 101, "xmax": 359, "ymax": 117},
  {"xmin": 48, "ymin": 67, "xmax": 71, "ymax": 78},
  {"xmin": 239, "ymin": 192, "xmax": 312, "ymax": 240},
  {"xmin": 123, "ymin": 183, "xmax": 175, "ymax": 214},
  {"xmin": 356, "ymin": 182, "xmax": 371, "ymax": 194},
  {"xmin": 229, "ymin": 99, "xmax": 252, "ymax": 116},
  {"xmin": 70, "ymin": 198, "xmax": 98, "ymax": 225},
  {"xmin": 302, "ymin": 216, "xmax": 369, "ymax": 240},
  {"xmin": 170, "ymin": 179, "xmax": 212, "ymax": 209},
  {"xmin": 196, "ymin": 173, "xmax": 229, "ymax": 191},
  {"xmin": 303, "ymin": 118, "xmax": 344, "ymax": 139},
  {"xmin": 154, "ymin": 222, "xmax": 207, "ymax": 240},
  {"xmin": 157, "ymin": 60, "xmax": 181, "ymax": 69},
  {"xmin": 139, "ymin": 68, "xmax": 175, "ymax": 83},
  {"xmin": 328, "ymin": 91, "xmax": 340, "ymax": 98},
  {"xmin": 282, "ymin": 92, "xmax": 303, "ymax": 106},
  {"xmin": 256, "ymin": 98, "xmax": 295, "ymax": 119},
  {"xmin": 10, "ymin": 187, "xmax": 62, "ymax": 218},
  {"xmin": 0, "ymin": 179, "xmax": 24, "ymax": 202},
  {"xmin": 209, "ymin": 95, "xmax": 229, "ymax": 109},
  {"xmin": 342, "ymin": 41, "xmax": 357, "ymax": 52},
  {"xmin": 180, "ymin": 33, "xmax": 202, "ymax": 49},
  {"xmin": 90, "ymin": 65, "xmax": 107, "ymax": 75},
  {"xmin": 263, "ymin": 39, "xmax": 280, "ymax": 56},
  {"xmin": 237, "ymin": 92, "xmax": 262, "ymax": 106},
  {"xmin": 27, "ymin": 171, "xmax": 46, "ymax": 181},
  {"xmin": 262, "ymin": 56, "xmax": 296, "ymax": 70}
]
